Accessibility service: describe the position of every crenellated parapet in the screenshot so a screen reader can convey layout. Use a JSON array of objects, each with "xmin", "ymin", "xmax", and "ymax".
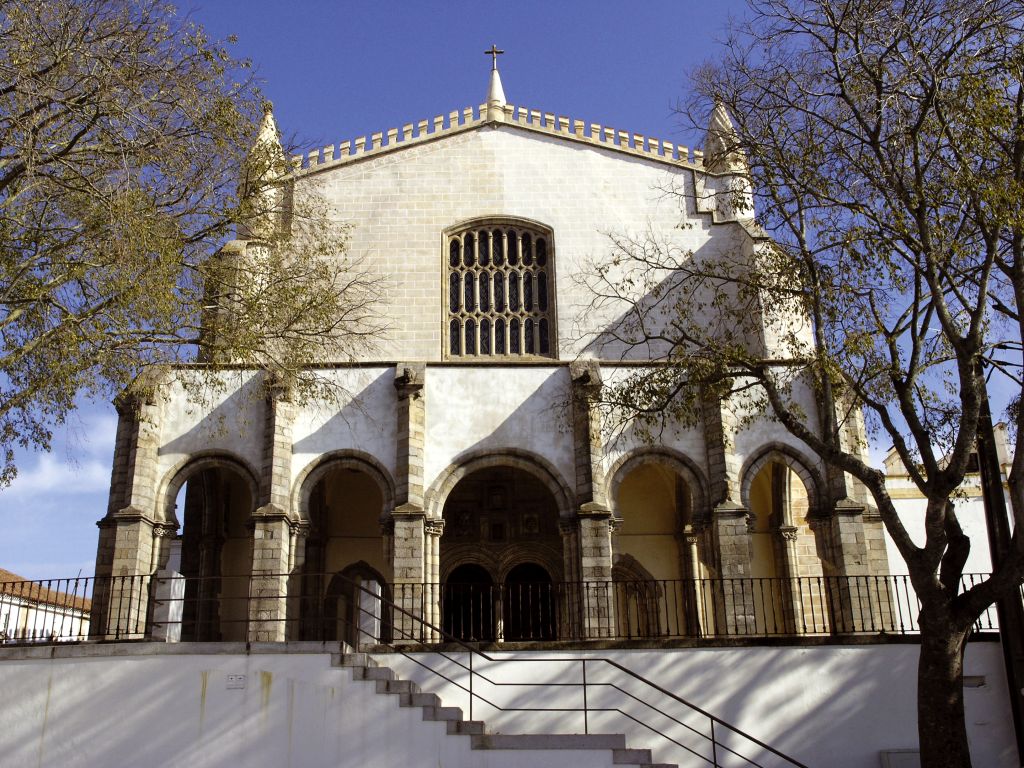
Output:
[{"xmin": 292, "ymin": 102, "xmax": 706, "ymax": 174}]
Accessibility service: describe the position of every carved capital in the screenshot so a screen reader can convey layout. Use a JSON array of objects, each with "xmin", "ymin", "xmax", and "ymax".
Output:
[
  {"xmin": 153, "ymin": 523, "xmax": 179, "ymax": 538},
  {"xmin": 425, "ymin": 519, "xmax": 445, "ymax": 537},
  {"xmin": 778, "ymin": 525, "xmax": 799, "ymax": 542},
  {"xmin": 569, "ymin": 359, "xmax": 603, "ymax": 400},
  {"xmin": 394, "ymin": 362, "xmax": 426, "ymax": 400}
]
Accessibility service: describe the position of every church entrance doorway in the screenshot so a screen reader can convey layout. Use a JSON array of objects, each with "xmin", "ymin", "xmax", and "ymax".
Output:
[
  {"xmin": 503, "ymin": 562, "xmax": 555, "ymax": 641},
  {"xmin": 440, "ymin": 464, "xmax": 563, "ymax": 642},
  {"xmin": 442, "ymin": 563, "xmax": 495, "ymax": 641}
]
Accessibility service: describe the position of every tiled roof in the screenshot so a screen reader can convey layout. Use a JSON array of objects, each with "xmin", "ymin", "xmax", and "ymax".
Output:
[{"xmin": 0, "ymin": 568, "xmax": 92, "ymax": 612}]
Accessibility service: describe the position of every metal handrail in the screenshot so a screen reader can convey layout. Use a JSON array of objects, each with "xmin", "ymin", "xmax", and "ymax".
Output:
[{"xmin": 338, "ymin": 573, "xmax": 810, "ymax": 768}]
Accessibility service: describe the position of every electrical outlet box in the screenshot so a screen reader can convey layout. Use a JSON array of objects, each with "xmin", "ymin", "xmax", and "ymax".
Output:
[{"xmin": 226, "ymin": 674, "xmax": 247, "ymax": 690}]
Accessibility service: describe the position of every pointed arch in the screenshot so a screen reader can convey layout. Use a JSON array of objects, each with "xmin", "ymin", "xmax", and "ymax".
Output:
[{"xmin": 739, "ymin": 443, "xmax": 826, "ymax": 520}]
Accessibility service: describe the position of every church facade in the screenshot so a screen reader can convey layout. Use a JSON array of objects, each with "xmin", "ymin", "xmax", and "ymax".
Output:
[{"xmin": 90, "ymin": 64, "xmax": 891, "ymax": 646}]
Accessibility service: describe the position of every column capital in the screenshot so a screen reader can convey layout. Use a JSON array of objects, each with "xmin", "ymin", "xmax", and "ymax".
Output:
[
  {"xmin": 394, "ymin": 362, "xmax": 426, "ymax": 399},
  {"xmin": 425, "ymin": 519, "xmax": 445, "ymax": 537},
  {"xmin": 833, "ymin": 498, "xmax": 866, "ymax": 517},
  {"xmin": 712, "ymin": 502, "xmax": 748, "ymax": 519},
  {"xmin": 392, "ymin": 502, "xmax": 426, "ymax": 518},
  {"xmin": 252, "ymin": 502, "xmax": 292, "ymax": 522},
  {"xmin": 110, "ymin": 505, "xmax": 160, "ymax": 527},
  {"xmin": 578, "ymin": 501, "xmax": 611, "ymax": 518},
  {"xmin": 778, "ymin": 525, "xmax": 799, "ymax": 542}
]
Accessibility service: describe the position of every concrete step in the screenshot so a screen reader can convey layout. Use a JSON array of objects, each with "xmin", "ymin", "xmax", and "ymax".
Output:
[
  {"xmin": 376, "ymin": 678, "xmax": 419, "ymax": 695},
  {"xmin": 614, "ymin": 747, "xmax": 653, "ymax": 764},
  {"xmin": 335, "ymin": 652, "xmax": 675, "ymax": 767},
  {"xmin": 471, "ymin": 733, "xmax": 626, "ymax": 751}
]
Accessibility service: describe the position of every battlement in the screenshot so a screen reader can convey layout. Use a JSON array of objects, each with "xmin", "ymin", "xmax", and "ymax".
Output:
[{"xmin": 291, "ymin": 103, "xmax": 704, "ymax": 174}]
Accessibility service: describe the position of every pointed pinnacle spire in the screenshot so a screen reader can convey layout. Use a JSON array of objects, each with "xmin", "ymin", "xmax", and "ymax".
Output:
[
  {"xmin": 703, "ymin": 101, "xmax": 746, "ymax": 173},
  {"xmin": 241, "ymin": 101, "xmax": 287, "ymax": 241},
  {"xmin": 485, "ymin": 44, "xmax": 507, "ymax": 122},
  {"xmin": 253, "ymin": 100, "xmax": 283, "ymax": 156}
]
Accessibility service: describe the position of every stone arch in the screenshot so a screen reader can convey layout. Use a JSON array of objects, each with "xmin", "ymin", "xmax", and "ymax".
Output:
[
  {"xmin": 317, "ymin": 561, "xmax": 392, "ymax": 645},
  {"xmin": 159, "ymin": 451, "xmax": 260, "ymax": 526},
  {"xmin": 606, "ymin": 447, "xmax": 710, "ymax": 523},
  {"xmin": 424, "ymin": 448, "xmax": 574, "ymax": 521},
  {"xmin": 293, "ymin": 450, "xmax": 396, "ymax": 523},
  {"xmin": 158, "ymin": 451, "xmax": 259, "ymax": 643},
  {"xmin": 739, "ymin": 443, "xmax": 826, "ymax": 521}
]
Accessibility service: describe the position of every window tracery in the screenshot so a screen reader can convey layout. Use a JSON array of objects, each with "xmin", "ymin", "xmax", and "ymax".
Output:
[{"xmin": 446, "ymin": 222, "xmax": 555, "ymax": 358}]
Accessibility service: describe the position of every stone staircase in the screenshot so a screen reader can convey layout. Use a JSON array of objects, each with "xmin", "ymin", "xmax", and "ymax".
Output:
[{"xmin": 337, "ymin": 651, "xmax": 678, "ymax": 768}]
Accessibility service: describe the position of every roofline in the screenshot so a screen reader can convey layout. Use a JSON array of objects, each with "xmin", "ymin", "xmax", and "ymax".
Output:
[{"xmin": 290, "ymin": 102, "xmax": 707, "ymax": 178}]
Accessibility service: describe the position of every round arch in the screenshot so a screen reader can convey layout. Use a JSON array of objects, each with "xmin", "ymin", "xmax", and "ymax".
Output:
[
  {"xmin": 606, "ymin": 447, "xmax": 710, "ymax": 523},
  {"xmin": 292, "ymin": 450, "xmax": 396, "ymax": 523},
  {"xmin": 424, "ymin": 448, "xmax": 575, "ymax": 521},
  {"xmin": 158, "ymin": 451, "xmax": 260, "ymax": 526},
  {"xmin": 739, "ymin": 443, "xmax": 826, "ymax": 520}
]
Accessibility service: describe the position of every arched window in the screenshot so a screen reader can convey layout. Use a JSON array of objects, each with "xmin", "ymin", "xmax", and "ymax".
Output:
[{"xmin": 446, "ymin": 222, "xmax": 556, "ymax": 358}]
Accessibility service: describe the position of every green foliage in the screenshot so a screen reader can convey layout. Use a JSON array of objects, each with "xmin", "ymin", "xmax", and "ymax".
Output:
[{"xmin": 0, "ymin": 0, "xmax": 380, "ymax": 485}]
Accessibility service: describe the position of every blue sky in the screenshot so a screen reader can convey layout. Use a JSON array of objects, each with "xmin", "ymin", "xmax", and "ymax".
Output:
[{"xmin": 1, "ymin": 0, "xmax": 752, "ymax": 580}]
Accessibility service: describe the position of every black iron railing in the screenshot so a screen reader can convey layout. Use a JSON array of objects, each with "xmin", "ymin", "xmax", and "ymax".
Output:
[
  {"xmin": 0, "ymin": 572, "xmax": 1006, "ymax": 645},
  {"xmin": 337, "ymin": 573, "xmax": 812, "ymax": 768}
]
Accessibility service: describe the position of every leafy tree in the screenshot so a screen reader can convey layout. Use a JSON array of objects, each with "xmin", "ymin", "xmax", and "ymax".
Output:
[
  {"xmin": 0, "ymin": 0, "xmax": 379, "ymax": 486},
  {"xmin": 584, "ymin": 1, "xmax": 1024, "ymax": 765}
]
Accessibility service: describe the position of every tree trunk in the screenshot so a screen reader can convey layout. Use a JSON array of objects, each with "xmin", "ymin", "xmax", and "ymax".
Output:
[{"xmin": 918, "ymin": 604, "xmax": 973, "ymax": 768}]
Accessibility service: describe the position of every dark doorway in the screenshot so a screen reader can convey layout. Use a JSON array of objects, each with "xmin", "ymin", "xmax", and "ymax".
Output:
[
  {"xmin": 443, "ymin": 564, "xmax": 495, "ymax": 642},
  {"xmin": 504, "ymin": 563, "xmax": 556, "ymax": 641}
]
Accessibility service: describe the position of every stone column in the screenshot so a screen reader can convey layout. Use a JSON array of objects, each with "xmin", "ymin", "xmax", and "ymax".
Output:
[
  {"xmin": 683, "ymin": 527, "xmax": 705, "ymax": 637},
  {"xmin": 568, "ymin": 362, "xmax": 616, "ymax": 639},
  {"xmin": 390, "ymin": 363, "xmax": 428, "ymax": 643},
  {"xmin": 702, "ymin": 388, "xmax": 755, "ymax": 636},
  {"xmin": 710, "ymin": 504, "xmax": 755, "ymax": 636},
  {"xmin": 248, "ymin": 509, "xmax": 294, "ymax": 642},
  {"xmin": 701, "ymin": 389, "xmax": 743, "ymax": 509},
  {"xmin": 424, "ymin": 519, "xmax": 444, "ymax": 641},
  {"xmin": 247, "ymin": 372, "xmax": 296, "ymax": 642},
  {"xmin": 814, "ymin": 502, "xmax": 879, "ymax": 632},
  {"xmin": 559, "ymin": 519, "xmax": 582, "ymax": 640},
  {"xmin": 569, "ymin": 361, "xmax": 608, "ymax": 510},
  {"xmin": 391, "ymin": 510, "xmax": 426, "ymax": 643},
  {"xmin": 778, "ymin": 525, "xmax": 803, "ymax": 633},
  {"xmin": 577, "ymin": 509, "xmax": 616, "ymax": 639},
  {"xmin": 93, "ymin": 383, "xmax": 164, "ymax": 640}
]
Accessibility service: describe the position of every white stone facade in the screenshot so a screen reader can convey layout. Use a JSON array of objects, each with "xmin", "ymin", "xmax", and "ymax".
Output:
[{"xmin": 91, "ymin": 80, "xmax": 889, "ymax": 645}]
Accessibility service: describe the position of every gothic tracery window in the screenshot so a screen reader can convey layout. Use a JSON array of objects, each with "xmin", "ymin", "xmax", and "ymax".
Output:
[{"xmin": 446, "ymin": 222, "xmax": 555, "ymax": 358}]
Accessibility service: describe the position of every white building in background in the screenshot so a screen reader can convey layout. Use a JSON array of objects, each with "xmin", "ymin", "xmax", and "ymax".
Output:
[
  {"xmin": 0, "ymin": 568, "xmax": 90, "ymax": 642},
  {"xmin": 883, "ymin": 423, "xmax": 1015, "ymax": 578}
]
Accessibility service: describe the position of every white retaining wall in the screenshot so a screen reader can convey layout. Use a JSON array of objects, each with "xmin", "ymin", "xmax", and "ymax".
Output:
[{"xmin": 0, "ymin": 642, "xmax": 1013, "ymax": 768}]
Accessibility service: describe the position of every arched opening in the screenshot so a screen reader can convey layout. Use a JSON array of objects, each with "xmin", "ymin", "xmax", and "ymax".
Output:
[
  {"xmin": 299, "ymin": 464, "xmax": 388, "ymax": 640},
  {"xmin": 503, "ymin": 563, "xmax": 555, "ymax": 641},
  {"xmin": 443, "ymin": 564, "xmax": 495, "ymax": 641},
  {"xmin": 440, "ymin": 464, "xmax": 563, "ymax": 642},
  {"xmin": 320, "ymin": 563, "xmax": 391, "ymax": 647},
  {"xmin": 613, "ymin": 461, "xmax": 697, "ymax": 637},
  {"xmin": 173, "ymin": 462, "xmax": 255, "ymax": 642},
  {"xmin": 747, "ymin": 458, "xmax": 827, "ymax": 633}
]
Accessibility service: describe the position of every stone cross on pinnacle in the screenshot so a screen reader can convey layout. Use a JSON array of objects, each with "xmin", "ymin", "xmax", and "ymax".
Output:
[{"xmin": 485, "ymin": 44, "xmax": 504, "ymax": 71}]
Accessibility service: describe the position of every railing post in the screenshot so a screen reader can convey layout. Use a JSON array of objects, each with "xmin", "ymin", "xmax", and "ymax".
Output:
[{"xmin": 582, "ymin": 659, "xmax": 588, "ymax": 734}]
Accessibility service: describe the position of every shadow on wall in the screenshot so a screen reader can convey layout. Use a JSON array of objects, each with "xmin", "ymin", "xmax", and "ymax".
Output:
[
  {"xmin": 576, "ymin": 228, "xmax": 756, "ymax": 363},
  {"xmin": 291, "ymin": 368, "xmax": 395, "ymax": 460},
  {"xmin": 160, "ymin": 372, "xmax": 266, "ymax": 465}
]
